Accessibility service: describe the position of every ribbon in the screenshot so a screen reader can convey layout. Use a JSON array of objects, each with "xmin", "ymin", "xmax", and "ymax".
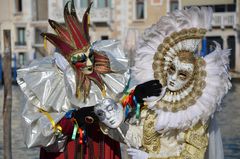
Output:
[
  {"xmin": 71, "ymin": 123, "xmax": 78, "ymax": 140},
  {"xmin": 121, "ymin": 90, "xmax": 134, "ymax": 108},
  {"xmin": 102, "ymin": 85, "xmax": 106, "ymax": 97},
  {"xmin": 125, "ymin": 104, "xmax": 130, "ymax": 117},
  {"xmin": 79, "ymin": 128, "xmax": 84, "ymax": 144},
  {"xmin": 133, "ymin": 96, "xmax": 140, "ymax": 119},
  {"xmin": 39, "ymin": 108, "xmax": 62, "ymax": 133},
  {"xmin": 44, "ymin": 35, "xmax": 47, "ymax": 50},
  {"xmin": 65, "ymin": 109, "xmax": 75, "ymax": 119}
]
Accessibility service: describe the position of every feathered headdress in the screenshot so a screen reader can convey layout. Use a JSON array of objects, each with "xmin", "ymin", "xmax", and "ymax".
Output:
[{"xmin": 41, "ymin": 0, "xmax": 112, "ymax": 102}]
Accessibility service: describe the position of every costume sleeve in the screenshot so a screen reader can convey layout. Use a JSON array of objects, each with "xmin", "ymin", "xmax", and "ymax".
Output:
[
  {"xmin": 17, "ymin": 54, "xmax": 72, "ymax": 112},
  {"xmin": 125, "ymin": 124, "xmax": 143, "ymax": 148},
  {"xmin": 22, "ymin": 101, "xmax": 66, "ymax": 149},
  {"xmin": 17, "ymin": 54, "xmax": 72, "ymax": 150}
]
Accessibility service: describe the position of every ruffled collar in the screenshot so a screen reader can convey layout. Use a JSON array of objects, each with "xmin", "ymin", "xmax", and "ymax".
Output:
[{"xmin": 146, "ymin": 44, "xmax": 231, "ymax": 132}]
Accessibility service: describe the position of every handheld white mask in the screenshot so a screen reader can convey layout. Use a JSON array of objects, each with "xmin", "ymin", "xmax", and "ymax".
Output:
[{"xmin": 94, "ymin": 98, "xmax": 124, "ymax": 129}]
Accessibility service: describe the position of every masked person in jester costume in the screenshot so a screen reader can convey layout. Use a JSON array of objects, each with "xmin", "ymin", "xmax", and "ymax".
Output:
[
  {"xmin": 94, "ymin": 7, "xmax": 231, "ymax": 159},
  {"xmin": 17, "ymin": 1, "xmax": 129, "ymax": 159}
]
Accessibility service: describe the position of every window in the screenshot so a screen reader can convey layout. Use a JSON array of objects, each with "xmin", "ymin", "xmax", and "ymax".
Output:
[
  {"xmin": 136, "ymin": 0, "xmax": 145, "ymax": 20},
  {"xmin": 227, "ymin": 36, "xmax": 235, "ymax": 69},
  {"xmin": 80, "ymin": 0, "xmax": 90, "ymax": 8},
  {"xmin": 16, "ymin": 27, "xmax": 26, "ymax": 46},
  {"xmin": 101, "ymin": 36, "xmax": 109, "ymax": 40},
  {"xmin": 227, "ymin": 4, "xmax": 236, "ymax": 12},
  {"xmin": 98, "ymin": 0, "xmax": 111, "ymax": 8},
  {"xmin": 215, "ymin": 5, "xmax": 225, "ymax": 12},
  {"xmin": 206, "ymin": 36, "xmax": 223, "ymax": 54},
  {"xmin": 185, "ymin": 4, "xmax": 236, "ymax": 13},
  {"xmin": 36, "ymin": 0, "xmax": 48, "ymax": 20},
  {"xmin": 35, "ymin": 27, "xmax": 47, "ymax": 44},
  {"xmin": 15, "ymin": 0, "xmax": 22, "ymax": 12},
  {"xmin": 170, "ymin": 0, "xmax": 178, "ymax": 12},
  {"xmin": 19, "ymin": 52, "xmax": 25, "ymax": 66},
  {"xmin": 63, "ymin": 0, "xmax": 78, "ymax": 8},
  {"xmin": 214, "ymin": 4, "xmax": 236, "ymax": 12}
]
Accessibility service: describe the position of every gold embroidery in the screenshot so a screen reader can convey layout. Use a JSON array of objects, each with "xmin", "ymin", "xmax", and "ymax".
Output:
[
  {"xmin": 142, "ymin": 110, "xmax": 161, "ymax": 153},
  {"xmin": 181, "ymin": 144, "xmax": 205, "ymax": 159},
  {"xmin": 184, "ymin": 122, "xmax": 209, "ymax": 149},
  {"xmin": 147, "ymin": 122, "xmax": 208, "ymax": 159},
  {"xmin": 180, "ymin": 122, "xmax": 209, "ymax": 159},
  {"xmin": 148, "ymin": 156, "xmax": 182, "ymax": 159}
]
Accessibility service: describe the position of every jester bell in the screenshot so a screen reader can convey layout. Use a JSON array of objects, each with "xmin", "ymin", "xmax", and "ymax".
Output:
[{"xmin": 41, "ymin": 0, "xmax": 112, "ymax": 102}]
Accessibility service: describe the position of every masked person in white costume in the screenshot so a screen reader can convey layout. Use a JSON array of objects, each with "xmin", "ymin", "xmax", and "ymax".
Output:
[{"xmin": 95, "ymin": 7, "xmax": 231, "ymax": 159}]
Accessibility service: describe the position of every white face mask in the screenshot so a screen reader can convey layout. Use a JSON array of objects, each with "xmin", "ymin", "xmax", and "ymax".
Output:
[
  {"xmin": 94, "ymin": 98, "xmax": 123, "ymax": 129},
  {"xmin": 167, "ymin": 57, "xmax": 194, "ymax": 91}
]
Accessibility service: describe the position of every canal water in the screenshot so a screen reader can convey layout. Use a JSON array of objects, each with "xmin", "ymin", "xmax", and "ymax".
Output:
[{"xmin": 216, "ymin": 79, "xmax": 240, "ymax": 159}]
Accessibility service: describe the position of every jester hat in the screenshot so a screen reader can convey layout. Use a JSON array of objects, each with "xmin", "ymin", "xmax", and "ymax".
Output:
[{"xmin": 41, "ymin": 0, "xmax": 112, "ymax": 102}]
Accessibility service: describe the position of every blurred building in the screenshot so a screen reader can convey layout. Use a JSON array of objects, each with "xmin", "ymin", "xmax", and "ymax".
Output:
[
  {"xmin": 122, "ymin": 0, "xmax": 240, "ymax": 73},
  {"xmin": 0, "ymin": 0, "xmax": 166, "ymax": 68},
  {"xmin": 0, "ymin": 0, "xmax": 239, "ymax": 74},
  {"xmin": 0, "ymin": 0, "xmax": 37, "ymax": 68},
  {"xmin": 180, "ymin": 0, "xmax": 240, "ymax": 74}
]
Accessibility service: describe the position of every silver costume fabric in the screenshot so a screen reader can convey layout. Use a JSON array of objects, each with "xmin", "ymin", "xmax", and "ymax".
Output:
[{"xmin": 17, "ymin": 40, "xmax": 129, "ymax": 150}]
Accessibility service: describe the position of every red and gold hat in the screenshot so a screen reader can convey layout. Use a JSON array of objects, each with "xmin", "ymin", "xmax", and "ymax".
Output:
[{"xmin": 41, "ymin": 0, "xmax": 111, "ymax": 102}]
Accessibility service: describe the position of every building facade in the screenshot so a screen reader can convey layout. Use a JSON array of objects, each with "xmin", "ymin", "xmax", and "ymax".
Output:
[
  {"xmin": 0, "ymin": 0, "xmax": 37, "ymax": 68},
  {"xmin": 179, "ymin": 0, "xmax": 240, "ymax": 74},
  {"xmin": 0, "ymin": 0, "xmax": 239, "ymax": 74}
]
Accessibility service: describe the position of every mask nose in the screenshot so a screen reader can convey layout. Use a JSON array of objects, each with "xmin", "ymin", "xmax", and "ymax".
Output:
[
  {"xmin": 86, "ymin": 58, "xmax": 92, "ymax": 67},
  {"xmin": 171, "ymin": 71, "xmax": 178, "ymax": 81},
  {"xmin": 105, "ymin": 111, "xmax": 111, "ymax": 120}
]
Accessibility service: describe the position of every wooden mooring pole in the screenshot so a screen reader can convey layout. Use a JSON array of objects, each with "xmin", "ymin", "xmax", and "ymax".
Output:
[{"xmin": 2, "ymin": 30, "xmax": 12, "ymax": 159}]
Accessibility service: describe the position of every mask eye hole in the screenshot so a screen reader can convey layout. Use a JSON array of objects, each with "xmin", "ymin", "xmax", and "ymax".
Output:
[
  {"xmin": 178, "ymin": 71, "xmax": 188, "ymax": 81},
  {"xmin": 106, "ymin": 105, "xmax": 113, "ymax": 112},
  {"xmin": 88, "ymin": 52, "xmax": 94, "ymax": 62},
  {"xmin": 96, "ymin": 110, "xmax": 105, "ymax": 121},
  {"xmin": 78, "ymin": 54, "xmax": 87, "ymax": 62},
  {"xmin": 169, "ymin": 65, "xmax": 176, "ymax": 75},
  {"xmin": 71, "ymin": 53, "xmax": 87, "ymax": 64}
]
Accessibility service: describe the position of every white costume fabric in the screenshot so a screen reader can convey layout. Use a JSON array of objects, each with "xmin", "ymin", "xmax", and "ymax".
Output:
[
  {"xmin": 17, "ymin": 40, "xmax": 129, "ymax": 149},
  {"xmin": 124, "ymin": 7, "xmax": 231, "ymax": 159}
]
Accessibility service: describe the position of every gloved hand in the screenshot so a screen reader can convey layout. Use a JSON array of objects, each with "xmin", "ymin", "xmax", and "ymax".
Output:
[
  {"xmin": 127, "ymin": 148, "xmax": 149, "ymax": 159},
  {"xmin": 72, "ymin": 106, "xmax": 99, "ymax": 128},
  {"xmin": 134, "ymin": 80, "xmax": 162, "ymax": 104}
]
